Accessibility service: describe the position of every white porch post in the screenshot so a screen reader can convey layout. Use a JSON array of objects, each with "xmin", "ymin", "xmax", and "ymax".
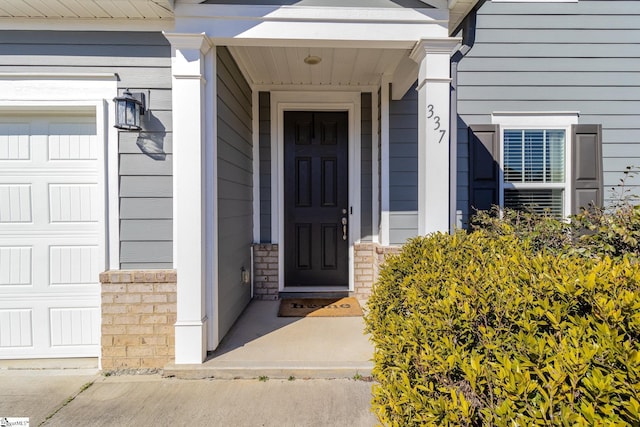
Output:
[
  {"xmin": 165, "ymin": 33, "xmax": 213, "ymax": 364},
  {"xmin": 412, "ymin": 39, "xmax": 460, "ymax": 234}
]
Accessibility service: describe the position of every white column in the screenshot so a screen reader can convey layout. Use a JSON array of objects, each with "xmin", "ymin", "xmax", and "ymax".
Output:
[
  {"xmin": 164, "ymin": 33, "xmax": 213, "ymax": 364},
  {"xmin": 411, "ymin": 39, "xmax": 460, "ymax": 234}
]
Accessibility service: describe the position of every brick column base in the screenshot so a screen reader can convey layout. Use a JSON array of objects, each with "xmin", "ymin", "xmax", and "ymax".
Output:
[
  {"xmin": 100, "ymin": 270, "xmax": 177, "ymax": 371},
  {"xmin": 251, "ymin": 242, "xmax": 401, "ymax": 302},
  {"xmin": 353, "ymin": 243, "xmax": 401, "ymax": 301},
  {"xmin": 253, "ymin": 244, "xmax": 279, "ymax": 300}
]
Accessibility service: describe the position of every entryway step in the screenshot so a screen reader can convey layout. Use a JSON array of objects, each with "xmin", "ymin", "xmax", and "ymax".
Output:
[
  {"xmin": 162, "ymin": 361, "xmax": 372, "ymax": 380},
  {"xmin": 279, "ymin": 291, "xmax": 351, "ymax": 299}
]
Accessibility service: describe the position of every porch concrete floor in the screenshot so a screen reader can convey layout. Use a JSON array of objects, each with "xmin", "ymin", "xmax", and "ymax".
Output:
[{"xmin": 164, "ymin": 300, "xmax": 374, "ymax": 380}]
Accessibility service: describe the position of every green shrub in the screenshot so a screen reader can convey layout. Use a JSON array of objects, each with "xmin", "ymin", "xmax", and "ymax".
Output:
[
  {"xmin": 365, "ymin": 231, "xmax": 640, "ymax": 426},
  {"xmin": 472, "ymin": 166, "xmax": 640, "ymax": 261},
  {"xmin": 472, "ymin": 203, "xmax": 640, "ymax": 261},
  {"xmin": 572, "ymin": 203, "xmax": 640, "ymax": 260},
  {"xmin": 472, "ymin": 206, "xmax": 574, "ymax": 255}
]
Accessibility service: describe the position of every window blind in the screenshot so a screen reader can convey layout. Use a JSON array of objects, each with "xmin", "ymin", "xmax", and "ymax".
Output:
[
  {"xmin": 504, "ymin": 129, "xmax": 565, "ymax": 183},
  {"xmin": 504, "ymin": 189, "xmax": 564, "ymax": 217}
]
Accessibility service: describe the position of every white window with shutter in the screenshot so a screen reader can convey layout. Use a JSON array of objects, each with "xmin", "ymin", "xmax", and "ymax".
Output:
[{"xmin": 492, "ymin": 112, "xmax": 579, "ymax": 217}]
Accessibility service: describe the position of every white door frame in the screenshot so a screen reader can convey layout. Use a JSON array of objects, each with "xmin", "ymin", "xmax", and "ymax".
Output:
[{"xmin": 270, "ymin": 91, "xmax": 361, "ymax": 293}]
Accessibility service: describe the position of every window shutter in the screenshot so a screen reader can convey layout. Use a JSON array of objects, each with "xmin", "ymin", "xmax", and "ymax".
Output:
[
  {"xmin": 572, "ymin": 124, "xmax": 603, "ymax": 213},
  {"xmin": 468, "ymin": 124, "xmax": 500, "ymax": 214}
]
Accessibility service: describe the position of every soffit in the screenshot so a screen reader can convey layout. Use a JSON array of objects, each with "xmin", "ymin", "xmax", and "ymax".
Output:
[
  {"xmin": 448, "ymin": 0, "xmax": 478, "ymax": 35},
  {"xmin": 0, "ymin": 0, "xmax": 174, "ymax": 19},
  {"xmin": 228, "ymin": 45, "xmax": 408, "ymax": 87}
]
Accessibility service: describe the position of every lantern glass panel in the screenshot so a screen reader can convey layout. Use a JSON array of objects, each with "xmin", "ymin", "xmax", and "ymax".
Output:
[
  {"xmin": 117, "ymin": 99, "xmax": 127, "ymax": 126},
  {"xmin": 126, "ymin": 100, "xmax": 138, "ymax": 127}
]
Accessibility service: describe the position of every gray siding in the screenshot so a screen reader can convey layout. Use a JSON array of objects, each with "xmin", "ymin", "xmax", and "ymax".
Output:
[
  {"xmin": 389, "ymin": 85, "xmax": 418, "ymax": 245},
  {"xmin": 0, "ymin": 31, "xmax": 173, "ymax": 269},
  {"xmin": 456, "ymin": 0, "xmax": 640, "ymax": 224},
  {"xmin": 259, "ymin": 92, "xmax": 272, "ymax": 243},
  {"xmin": 361, "ymin": 93, "xmax": 373, "ymax": 241},
  {"xmin": 377, "ymin": 88, "xmax": 382, "ymax": 238},
  {"xmin": 216, "ymin": 46, "xmax": 253, "ymax": 338}
]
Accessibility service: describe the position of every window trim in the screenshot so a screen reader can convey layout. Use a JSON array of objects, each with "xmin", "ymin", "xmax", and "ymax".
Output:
[{"xmin": 492, "ymin": 112, "xmax": 579, "ymax": 217}]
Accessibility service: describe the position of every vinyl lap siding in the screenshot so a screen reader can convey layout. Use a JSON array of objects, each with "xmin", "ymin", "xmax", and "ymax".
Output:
[
  {"xmin": 259, "ymin": 92, "xmax": 271, "ymax": 243},
  {"xmin": 216, "ymin": 47, "xmax": 253, "ymax": 338},
  {"xmin": 0, "ymin": 31, "xmax": 173, "ymax": 268},
  {"xmin": 361, "ymin": 93, "xmax": 373, "ymax": 241},
  {"xmin": 389, "ymin": 86, "xmax": 418, "ymax": 245},
  {"xmin": 456, "ymin": 0, "xmax": 640, "ymax": 223}
]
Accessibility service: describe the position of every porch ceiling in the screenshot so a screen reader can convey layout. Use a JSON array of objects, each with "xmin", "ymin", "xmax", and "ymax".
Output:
[
  {"xmin": 229, "ymin": 45, "xmax": 409, "ymax": 87},
  {"xmin": 0, "ymin": 0, "xmax": 173, "ymax": 19}
]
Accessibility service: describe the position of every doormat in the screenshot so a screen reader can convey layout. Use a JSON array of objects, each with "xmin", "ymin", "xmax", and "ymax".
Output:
[{"xmin": 278, "ymin": 297, "xmax": 363, "ymax": 317}]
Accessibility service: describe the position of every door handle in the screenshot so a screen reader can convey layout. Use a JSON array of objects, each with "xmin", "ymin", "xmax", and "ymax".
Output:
[{"xmin": 341, "ymin": 217, "xmax": 348, "ymax": 241}]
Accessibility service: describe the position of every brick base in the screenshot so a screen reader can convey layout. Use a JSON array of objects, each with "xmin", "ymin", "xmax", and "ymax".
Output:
[
  {"xmin": 100, "ymin": 270, "xmax": 177, "ymax": 371},
  {"xmin": 253, "ymin": 244, "xmax": 279, "ymax": 300},
  {"xmin": 353, "ymin": 243, "xmax": 401, "ymax": 300}
]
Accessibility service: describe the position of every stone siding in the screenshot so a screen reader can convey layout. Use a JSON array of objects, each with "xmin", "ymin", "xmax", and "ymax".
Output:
[
  {"xmin": 253, "ymin": 244, "xmax": 279, "ymax": 300},
  {"xmin": 100, "ymin": 270, "xmax": 177, "ymax": 371}
]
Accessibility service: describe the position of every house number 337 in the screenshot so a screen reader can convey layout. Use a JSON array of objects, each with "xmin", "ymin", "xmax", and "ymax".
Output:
[{"xmin": 427, "ymin": 104, "xmax": 447, "ymax": 144}]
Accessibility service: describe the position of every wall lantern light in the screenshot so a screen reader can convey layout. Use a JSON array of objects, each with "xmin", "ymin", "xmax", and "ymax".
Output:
[{"xmin": 114, "ymin": 89, "xmax": 145, "ymax": 130}]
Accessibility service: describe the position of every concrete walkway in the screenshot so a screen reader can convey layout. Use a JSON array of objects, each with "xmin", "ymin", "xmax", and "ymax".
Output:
[
  {"xmin": 165, "ymin": 300, "xmax": 375, "ymax": 379},
  {"xmin": 0, "ymin": 370, "xmax": 378, "ymax": 426}
]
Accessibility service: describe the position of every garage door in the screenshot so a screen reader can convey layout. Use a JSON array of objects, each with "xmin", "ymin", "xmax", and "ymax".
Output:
[{"xmin": 0, "ymin": 112, "xmax": 103, "ymax": 358}]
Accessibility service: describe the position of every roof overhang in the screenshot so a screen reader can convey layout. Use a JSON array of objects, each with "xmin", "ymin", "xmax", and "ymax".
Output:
[
  {"xmin": 0, "ymin": 0, "xmax": 174, "ymax": 19},
  {"xmin": 446, "ymin": 0, "xmax": 480, "ymax": 35},
  {"xmin": 0, "ymin": 0, "xmax": 175, "ymax": 30},
  {"xmin": 171, "ymin": 3, "xmax": 458, "ymax": 98}
]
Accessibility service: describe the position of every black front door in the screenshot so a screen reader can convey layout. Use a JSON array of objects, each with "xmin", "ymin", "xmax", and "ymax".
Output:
[{"xmin": 284, "ymin": 111, "xmax": 349, "ymax": 287}]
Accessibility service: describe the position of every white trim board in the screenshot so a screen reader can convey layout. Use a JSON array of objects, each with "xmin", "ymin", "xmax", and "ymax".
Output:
[
  {"xmin": 270, "ymin": 91, "xmax": 361, "ymax": 293},
  {"xmin": 175, "ymin": 3, "xmax": 449, "ymax": 47}
]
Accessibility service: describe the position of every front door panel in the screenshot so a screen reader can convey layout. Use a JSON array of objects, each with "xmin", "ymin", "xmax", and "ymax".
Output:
[{"xmin": 284, "ymin": 111, "xmax": 348, "ymax": 287}]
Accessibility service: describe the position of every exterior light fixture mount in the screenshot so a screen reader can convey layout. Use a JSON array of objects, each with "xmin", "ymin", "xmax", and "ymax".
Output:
[{"xmin": 114, "ymin": 89, "xmax": 146, "ymax": 131}]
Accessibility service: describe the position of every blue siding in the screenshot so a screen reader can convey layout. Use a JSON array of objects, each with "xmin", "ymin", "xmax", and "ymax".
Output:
[
  {"xmin": 216, "ymin": 46, "xmax": 253, "ymax": 338},
  {"xmin": 361, "ymin": 93, "xmax": 373, "ymax": 241},
  {"xmin": 389, "ymin": 86, "xmax": 418, "ymax": 245},
  {"xmin": 259, "ymin": 92, "xmax": 271, "ymax": 243},
  {"xmin": 456, "ymin": 0, "xmax": 640, "ymax": 224}
]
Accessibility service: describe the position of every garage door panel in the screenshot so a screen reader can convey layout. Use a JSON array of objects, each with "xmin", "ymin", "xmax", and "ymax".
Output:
[
  {"xmin": 0, "ymin": 308, "xmax": 32, "ymax": 348},
  {"xmin": 0, "ymin": 123, "xmax": 30, "ymax": 160},
  {"xmin": 48, "ymin": 124, "xmax": 97, "ymax": 161},
  {"xmin": 0, "ymin": 247, "xmax": 31, "ymax": 286},
  {"xmin": 0, "ymin": 184, "xmax": 32, "ymax": 223},
  {"xmin": 50, "ymin": 245, "xmax": 100, "ymax": 286},
  {"xmin": 50, "ymin": 307, "xmax": 99, "ymax": 347},
  {"xmin": 49, "ymin": 183, "xmax": 99, "ymax": 223}
]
